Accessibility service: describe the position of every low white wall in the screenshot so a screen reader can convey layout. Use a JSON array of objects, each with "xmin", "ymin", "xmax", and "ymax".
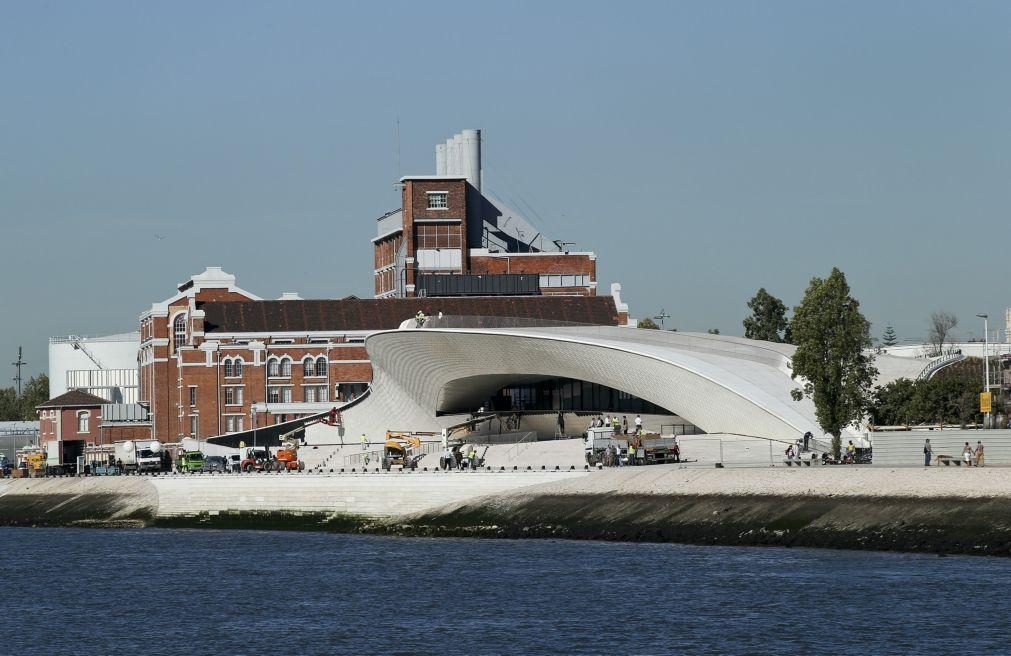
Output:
[
  {"xmin": 150, "ymin": 470, "xmax": 588, "ymax": 518},
  {"xmin": 872, "ymin": 429, "xmax": 1011, "ymax": 466}
]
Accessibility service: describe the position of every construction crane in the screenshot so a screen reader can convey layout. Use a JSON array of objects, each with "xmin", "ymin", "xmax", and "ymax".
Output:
[{"xmin": 69, "ymin": 336, "xmax": 104, "ymax": 369}]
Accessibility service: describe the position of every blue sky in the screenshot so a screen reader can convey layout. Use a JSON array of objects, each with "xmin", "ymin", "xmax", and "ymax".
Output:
[{"xmin": 2, "ymin": 1, "xmax": 1010, "ymax": 378}]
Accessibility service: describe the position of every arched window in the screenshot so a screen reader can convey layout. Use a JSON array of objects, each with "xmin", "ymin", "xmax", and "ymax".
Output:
[
  {"xmin": 267, "ymin": 357, "xmax": 280, "ymax": 377},
  {"xmin": 77, "ymin": 411, "xmax": 89, "ymax": 433},
  {"xmin": 173, "ymin": 314, "xmax": 187, "ymax": 353},
  {"xmin": 233, "ymin": 358, "xmax": 243, "ymax": 377},
  {"xmin": 303, "ymin": 357, "xmax": 314, "ymax": 377},
  {"xmin": 315, "ymin": 356, "xmax": 327, "ymax": 377},
  {"xmin": 223, "ymin": 358, "xmax": 233, "ymax": 378},
  {"xmin": 280, "ymin": 357, "xmax": 292, "ymax": 377}
]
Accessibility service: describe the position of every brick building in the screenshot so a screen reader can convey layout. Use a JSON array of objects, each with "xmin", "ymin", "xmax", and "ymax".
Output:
[
  {"xmin": 38, "ymin": 390, "xmax": 109, "ymax": 444},
  {"xmin": 374, "ymin": 129, "xmax": 597, "ymax": 298},
  {"xmin": 37, "ymin": 388, "xmax": 154, "ymax": 446},
  {"xmin": 138, "ymin": 267, "xmax": 628, "ymax": 442}
]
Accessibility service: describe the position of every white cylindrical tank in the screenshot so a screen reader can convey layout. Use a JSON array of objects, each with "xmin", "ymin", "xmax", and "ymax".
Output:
[
  {"xmin": 445, "ymin": 137, "xmax": 455, "ymax": 175},
  {"xmin": 460, "ymin": 129, "xmax": 481, "ymax": 191},
  {"xmin": 435, "ymin": 143, "xmax": 447, "ymax": 176},
  {"xmin": 452, "ymin": 134, "xmax": 463, "ymax": 176}
]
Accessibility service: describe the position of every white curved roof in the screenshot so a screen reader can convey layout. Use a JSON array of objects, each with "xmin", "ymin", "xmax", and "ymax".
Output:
[{"xmin": 307, "ymin": 326, "xmax": 922, "ymax": 446}]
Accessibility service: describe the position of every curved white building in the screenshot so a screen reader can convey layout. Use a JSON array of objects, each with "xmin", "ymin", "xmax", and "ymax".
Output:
[{"xmin": 304, "ymin": 324, "xmax": 927, "ymax": 448}]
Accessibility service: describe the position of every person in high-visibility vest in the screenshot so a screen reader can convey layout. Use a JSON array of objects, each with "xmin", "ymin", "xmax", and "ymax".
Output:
[
  {"xmin": 468, "ymin": 446, "xmax": 478, "ymax": 469},
  {"xmin": 360, "ymin": 433, "xmax": 368, "ymax": 451},
  {"xmin": 628, "ymin": 444, "xmax": 636, "ymax": 466},
  {"xmin": 415, "ymin": 311, "xmax": 426, "ymax": 328}
]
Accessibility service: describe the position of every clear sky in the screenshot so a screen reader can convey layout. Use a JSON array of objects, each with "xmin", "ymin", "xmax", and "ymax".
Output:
[{"xmin": 2, "ymin": 1, "xmax": 1010, "ymax": 379}]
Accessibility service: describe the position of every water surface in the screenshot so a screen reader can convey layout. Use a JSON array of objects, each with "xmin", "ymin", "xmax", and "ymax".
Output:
[{"xmin": 1, "ymin": 527, "xmax": 1007, "ymax": 655}]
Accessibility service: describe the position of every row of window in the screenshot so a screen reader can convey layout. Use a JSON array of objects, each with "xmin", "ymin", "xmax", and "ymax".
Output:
[
  {"xmin": 186, "ymin": 382, "xmax": 367, "ymax": 408},
  {"xmin": 222, "ymin": 358, "xmax": 244, "ymax": 377},
  {"xmin": 266, "ymin": 356, "xmax": 328, "ymax": 378},
  {"xmin": 539, "ymin": 274, "xmax": 591, "ymax": 288}
]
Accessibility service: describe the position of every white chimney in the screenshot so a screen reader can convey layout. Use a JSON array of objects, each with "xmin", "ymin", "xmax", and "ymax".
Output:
[
  {"xmin": 435, "ymin": 143, "xmax": 447, "ymax": 175},
  {"xmin": 460, "ymin": 129, "xmax": 481, "ymax": 191}
]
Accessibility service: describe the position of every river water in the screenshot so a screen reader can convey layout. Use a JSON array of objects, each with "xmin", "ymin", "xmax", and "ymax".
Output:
[{"xmin": 1, "ymin": 527, "xmax": 1008, "ymax": 655}]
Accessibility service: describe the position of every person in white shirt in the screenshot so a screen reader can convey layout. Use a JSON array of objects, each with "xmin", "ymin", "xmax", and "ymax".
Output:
[{"xmin": 634, "ymin": 415, "xmax": 643, "ymax": 435}]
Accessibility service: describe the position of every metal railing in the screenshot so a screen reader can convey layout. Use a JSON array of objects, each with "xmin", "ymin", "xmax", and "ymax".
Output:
[{"xmin": 916, "ymin": 353, "xmax": 967, "ymax": 380}]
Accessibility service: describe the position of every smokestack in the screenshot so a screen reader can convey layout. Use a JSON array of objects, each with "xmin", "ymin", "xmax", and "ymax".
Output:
[
  {"xmin": 435, "ymin": 143, "xmax": 447, "ymax": 175},
  {"xmin": 460, "ymin": 129, "xmax": 481, "ymax": 191}
]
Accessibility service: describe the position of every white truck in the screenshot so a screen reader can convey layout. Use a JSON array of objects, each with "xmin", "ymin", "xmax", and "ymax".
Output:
[{"xmin": 114, "ymin": 440, "xmax": 164, "ymax": 473}]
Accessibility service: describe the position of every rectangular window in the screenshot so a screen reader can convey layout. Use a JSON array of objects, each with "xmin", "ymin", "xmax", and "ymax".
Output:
[
  {"xmin": 426, "ymin": 192, "xmax": 448, "ymax": 209},
  {"xmin": 281, "ymin": 387, "xmax": 292, "ymax": 403},
  {"xmin": 225, "ymin": 416, "xmax": 235, "ymax": 433},
  {"xmin": 189, "ymin": 387, "xmax": 197, "ymax": 407},
  {"xmin": 189, "ymin": 415, "xmax": 198, "ymax": 437},
  {"xmin": 77, "ymin": 412, "xmax": 89, "ymax": 433},
  {"xmin": 267, "ymin": 386, "xmax": 281, "ymax": 404},
  {"xmin": 305, "ymin": 385, "xmax": 328, "ymax": 403},
  {"xmin": 225, "ymin": 387, "xmax": 243, "ymax": 406}
]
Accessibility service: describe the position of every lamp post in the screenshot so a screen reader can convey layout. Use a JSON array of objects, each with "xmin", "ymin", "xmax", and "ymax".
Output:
[{"xmin": 977, "ymin": 313, "xmax": 989, "ymax": 429}]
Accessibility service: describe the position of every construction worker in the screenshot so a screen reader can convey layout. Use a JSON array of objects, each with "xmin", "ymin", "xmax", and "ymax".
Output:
[
  {"xmin": 628, "ymin": 443, "xmax": 636, "ymax": 466},
  {"xmin": 360, "ymin": 433, "xmax": 368, "ymax": 451},
  {"xmin": 468, "ymin": 445, "xmax": 478, "ymax": 469}
]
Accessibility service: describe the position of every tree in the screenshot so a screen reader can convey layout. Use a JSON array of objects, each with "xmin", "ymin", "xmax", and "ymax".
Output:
[
  {"xmin": 881, "ymin": 326, "xmax": 898, "ymax": 347},
  {"xmin": 743, "ymin": 288, "xmax": 789, "ymax": 343},
  {"xmin": 789, "ymin": 268, "xmax": 878, "ymax": 458},
  {"xmin": 0, "ymin": 387, "xmax": 17, "ymax": 422},
  {"xmin": 637, "ymin": 317, "xmax": 660, "ymax": 330},
  {"xmin": 869, "ymin": 378, "xmax": 918, "ymax": 426},
  {"xmin": 927, "ymin": 311, "xmax": 958, "ymax": 357},
  {"xmin": 18, "ymin": 374, "xmax": 49, "ymax": 420},
  {"xmin": 707, "ymin": 328, "xmax": 720, "ymax": 335}
]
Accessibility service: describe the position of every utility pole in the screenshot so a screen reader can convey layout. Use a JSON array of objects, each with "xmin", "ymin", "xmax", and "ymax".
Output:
[
  {"xmin": 654, "ymin": 309, "xmax": 671, "ymax": 331},
  {"xmin": 977, "ymin": 314, "xmax": 989, "ymax": 429},
  {"xmin": 11, "ymin": 347, "xmax": 26, "ymax": 397}
]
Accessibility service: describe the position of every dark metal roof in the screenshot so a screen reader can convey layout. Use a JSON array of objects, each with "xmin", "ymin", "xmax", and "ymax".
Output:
[
  {"xmin": 200, "ymin": 296, "xmax": 621, "ymax": 334},
  {"xmin": 38, "ymin": 389, "xmax": 110, "ymax": 409}
]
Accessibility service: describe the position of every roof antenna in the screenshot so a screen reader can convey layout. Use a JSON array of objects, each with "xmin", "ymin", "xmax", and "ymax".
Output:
[
  {"xmin": 12, "ymin": 346, "xmax": 26, "ymax": 397},
  {"xmin": 392, "ymin": 117, "xmax": 402, "ymax": 193}
]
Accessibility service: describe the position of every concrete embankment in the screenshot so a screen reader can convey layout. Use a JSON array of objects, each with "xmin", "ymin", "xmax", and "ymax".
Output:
[
  {"xmin": 381, "ymin": 467, "xmax": 1011, "ymax": 556},
  {"xmin": 0, "ymin": 477, "xmax": 157, "ymax": 527},
  {"xmin": 5, "ymin": 467, "xmax": 1011, "ymax": 555}
]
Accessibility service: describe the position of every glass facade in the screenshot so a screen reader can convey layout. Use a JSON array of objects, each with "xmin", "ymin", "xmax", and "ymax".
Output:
[{"xmin": 485, "ymin": 378, "xmax": 670, "ymax": 414}]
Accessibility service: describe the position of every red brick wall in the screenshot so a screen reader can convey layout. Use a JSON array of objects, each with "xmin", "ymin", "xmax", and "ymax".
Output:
[
  {"xmin": 100, "ymin": 424, "xmax": 153, "ymax": 443},
  {"xmin": 39, "ymin": 405, "xmax": 103, "ymax": 443},
  {"xmin": 470, "ymin": 254, "xmax": 595, "ymax": 276}
]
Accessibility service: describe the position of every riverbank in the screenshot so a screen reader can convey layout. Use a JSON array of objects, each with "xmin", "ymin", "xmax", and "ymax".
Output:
[{"xmin": 3, "ymin": 467, "xmax": 1011, "ymax": 555}]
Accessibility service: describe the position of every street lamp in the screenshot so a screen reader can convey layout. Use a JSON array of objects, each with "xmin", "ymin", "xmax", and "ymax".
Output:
[{"xmin": 977, "ymin": 313, "xmax": 989, "ymax": 429}]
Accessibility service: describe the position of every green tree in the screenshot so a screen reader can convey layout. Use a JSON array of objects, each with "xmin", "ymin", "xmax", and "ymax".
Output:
[
  {"xmin": 743, "ymin": 288, "xmax": 789, "ymax": 342},
  {"xmin": 0, "ymin": 387, "xmax": 17, "ymax": 422},
  {"xmin": 881, "ymin": 325, "xmax": 898, "ymax": 347},
  {"xmin": 18, "ymin": 374, "xmax": 49, "ymax": 421},
  {"xmin": 637, "ymin": 317, "xmax": 660, "ymax": 330},
  {"xmin": 0, "ymin": 374, "xmax": 49, "ymax": 421},
  {"xmin": 790, "ymin": 268, "xmax": 878, "ymax": 458},
  {"xmin": 870, "ymin": 378, "xmax": 917, "ymax": 426}
]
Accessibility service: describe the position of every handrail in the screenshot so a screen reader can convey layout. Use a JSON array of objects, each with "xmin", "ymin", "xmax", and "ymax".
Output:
[{"xmin": 916, "ymin": 353, "xmax": 966, "ymax": 381}]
